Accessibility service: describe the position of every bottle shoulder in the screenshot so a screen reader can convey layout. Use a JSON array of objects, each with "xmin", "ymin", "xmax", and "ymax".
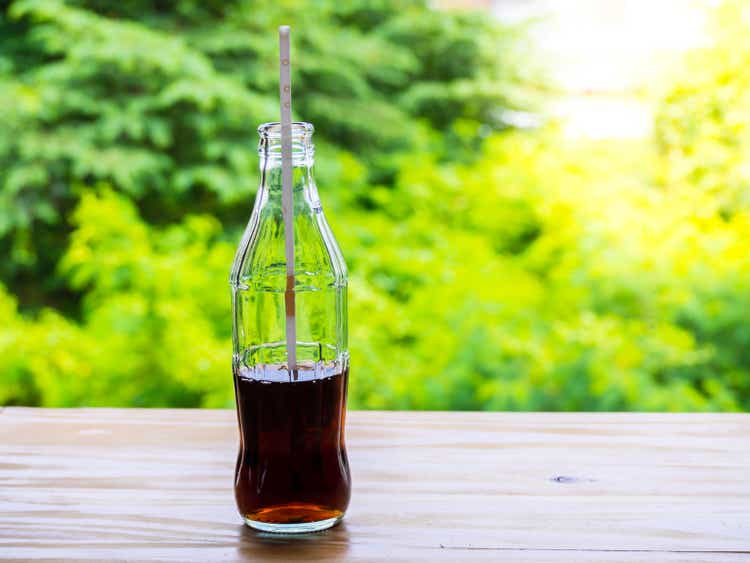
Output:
[{"xmin": 230, "ymin": 206, "xmax": 347, "ymax": 289}]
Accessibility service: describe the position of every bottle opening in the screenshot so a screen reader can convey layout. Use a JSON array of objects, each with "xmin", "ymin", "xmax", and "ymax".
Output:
[
  {"xmin": 258, "ymin": 121, "xmax": 314, "ymax": 139},
  {"xmin": 258, "ymin": 122, "xmax": 314, "ymax": 163}
]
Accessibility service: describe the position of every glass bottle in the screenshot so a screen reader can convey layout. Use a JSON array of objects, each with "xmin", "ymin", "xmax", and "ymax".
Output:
[{"xmin": 230, "ymin": 122, "xmax": 350, "ymax": 533}]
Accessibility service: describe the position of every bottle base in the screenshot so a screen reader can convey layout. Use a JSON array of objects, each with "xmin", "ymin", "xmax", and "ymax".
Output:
[
  {"xmin": 241, "ymin": 503, "xmax": 344, "ymax": 534},
  {"xmin": 243, "ymin": 515, "xmax": 342, "ymax": 534}
]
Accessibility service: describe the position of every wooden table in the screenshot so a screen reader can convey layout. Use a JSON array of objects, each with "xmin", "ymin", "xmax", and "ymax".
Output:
[{"xmin": 1, "ymin": 408, "xmax": 749, "ymax": 562}]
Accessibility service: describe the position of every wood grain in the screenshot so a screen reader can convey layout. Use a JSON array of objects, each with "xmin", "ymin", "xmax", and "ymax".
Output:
[{"xmin": 0, "ymin": 408, "xmax": 748, "ymax": 562}]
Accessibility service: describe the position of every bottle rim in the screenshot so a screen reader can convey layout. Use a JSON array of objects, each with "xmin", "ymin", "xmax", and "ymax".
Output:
[{"xmin": 258, "ymin": 121, "xmax": 314, "ymax": 139}]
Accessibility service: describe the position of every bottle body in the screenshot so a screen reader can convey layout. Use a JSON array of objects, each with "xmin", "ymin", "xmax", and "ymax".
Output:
[{"xmin": 230, "ymin": 122, "xmax": 350, "ymax": 533}]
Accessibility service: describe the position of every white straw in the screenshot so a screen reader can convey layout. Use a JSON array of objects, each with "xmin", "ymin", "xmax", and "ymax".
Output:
[{"xmin": 279, "ymin": 25, "xmax": 297, "ymax": 377}]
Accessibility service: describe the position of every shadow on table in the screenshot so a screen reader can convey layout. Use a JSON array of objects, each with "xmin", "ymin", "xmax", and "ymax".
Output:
[{"xmin": 236, "ymin": 521, "xmax": 351, "ymax": 560}]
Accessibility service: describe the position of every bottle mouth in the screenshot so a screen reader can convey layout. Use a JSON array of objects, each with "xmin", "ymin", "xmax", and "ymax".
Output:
[
  {"xmin": 257, "ymin": 122, "xmax": 315, "ymax": 163},
  {"xmin": 258, "ymin": 122, "xmax": 314, "ymax": 139}
]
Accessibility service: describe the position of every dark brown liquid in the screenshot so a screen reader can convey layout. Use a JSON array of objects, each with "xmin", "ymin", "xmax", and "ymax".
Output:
[{"xmin": 233, "ymin": 366, "xmax": 350, "ymax": 525}]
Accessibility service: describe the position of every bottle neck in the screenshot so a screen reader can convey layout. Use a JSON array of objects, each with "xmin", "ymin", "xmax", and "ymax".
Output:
[
  {"xmin": 258, "ymin": 156, "xmax": 320, "ymax": 211},
  {"xmin": 257, "ymin": 161, "xmax": 321, "ymax": 223},
  {"xmin": 257, "ymin": 122, "xmax": 319, "ymax": 209}
]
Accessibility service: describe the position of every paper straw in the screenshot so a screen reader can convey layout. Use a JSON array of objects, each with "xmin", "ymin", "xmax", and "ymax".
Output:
[{"xmin": 279, "ymin": 25, "xmax": 297, "ymax": 378}]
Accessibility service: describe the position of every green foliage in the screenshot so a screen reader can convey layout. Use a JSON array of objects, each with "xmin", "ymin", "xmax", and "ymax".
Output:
[
  {"xmin": 655, "ymin": 0, "xmax": 750, "ymax": 215},
  {"xmin": 0, "ymin": 0, "xmax": 528, "ymax": 286},
  {"xmin": 0, "ymin": 188, "xmax": 234, "ymax": 406},
  {"xmin": 342, "ymin": 134, "xmax": 743, "ymax": 411},
  {"xmin": 0, "ymin": 0, "xmax": 748, "ymax": 411}
]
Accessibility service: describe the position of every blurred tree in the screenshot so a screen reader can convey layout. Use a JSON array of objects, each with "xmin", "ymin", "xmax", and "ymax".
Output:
[
  {"xmin": 652, "ymin": 0, "xmax": 750, "ymax": 411},
  {"xmin": 1, "ymin": 0, "xmax": 747, "ymax": 412},
  {"xmin": 656, "ymin": 0, "xmax": 750, "ymax": 216},
  {"xmin": 341, "ymin": 132, "xmax": 736, "ymax": 412},
  {"xmin": 0, "ymin": 0, "xmax": 541, "ymax": 406},
  {"xmin": 0, "ymin": 0, "xmax": 533, "ymax": 311},
  {"xmin": 655, "ymin": 0, "xmax": 750, "ymax": 217}
]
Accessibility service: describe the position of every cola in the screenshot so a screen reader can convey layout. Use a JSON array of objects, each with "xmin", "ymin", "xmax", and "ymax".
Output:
[{"xmin": 233, "ymin": 364, "xmax": 351, "ymax": 530}]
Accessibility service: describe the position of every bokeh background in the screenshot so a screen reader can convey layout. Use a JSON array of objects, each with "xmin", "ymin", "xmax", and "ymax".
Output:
[{"xmin": 1, "ymin": 0, "xmax": 749, "ymax": 411}]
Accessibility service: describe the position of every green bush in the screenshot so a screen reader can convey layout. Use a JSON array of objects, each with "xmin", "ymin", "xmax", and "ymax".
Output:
[
  {"xmin": 0, "ymin": 0, "xmax": 530, "ymax": 288},
  {"xmin": 0, "ymin": 0, "xmax": 748, "ymax": 411},
  {"xmin": 344, "ymin": 133, "xmax": 742, "ymax": 411},
  {"xmin": 0, "ymin": 0, "xmax": 539, "ymax": 407}
]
